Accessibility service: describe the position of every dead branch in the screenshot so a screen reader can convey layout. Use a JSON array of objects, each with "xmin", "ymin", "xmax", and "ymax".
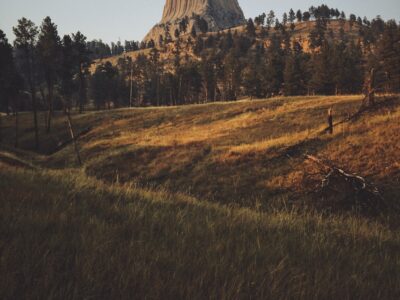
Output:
[{"xmin": 304, "ymin": 155, "xmax": 386, "ymax": 213}]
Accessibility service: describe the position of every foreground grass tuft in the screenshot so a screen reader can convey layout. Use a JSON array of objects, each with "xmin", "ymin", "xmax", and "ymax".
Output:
[{"xmin": 1, "ymin": 166, "xmax": 399, "ymax": 299}]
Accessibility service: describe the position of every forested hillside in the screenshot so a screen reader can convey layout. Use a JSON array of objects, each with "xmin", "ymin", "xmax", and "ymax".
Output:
[{"xmin": 1, "ymin": 5, "xmax": 399, "ymax": 130}]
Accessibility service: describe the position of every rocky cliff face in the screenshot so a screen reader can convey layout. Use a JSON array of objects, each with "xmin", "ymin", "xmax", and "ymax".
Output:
[{"xmin": 144, "ymin": 0, "xmax": 245, "ymax": 44}]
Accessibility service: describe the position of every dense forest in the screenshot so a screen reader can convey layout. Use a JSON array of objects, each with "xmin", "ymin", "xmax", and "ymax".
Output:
[{"xmin": 0, "ymin": 5, "xmax": 399, "ymax": 148}]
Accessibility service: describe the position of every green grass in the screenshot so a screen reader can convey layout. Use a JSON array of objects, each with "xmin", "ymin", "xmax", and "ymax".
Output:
[{"xmin": 1, "ymin": 166, "xmax": 399, "ymax": 299}]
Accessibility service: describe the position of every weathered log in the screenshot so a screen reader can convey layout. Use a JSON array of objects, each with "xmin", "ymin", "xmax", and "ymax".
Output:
[{"xmin": 304, "ymin": 155, "xmax": 385, "ymax": 213}]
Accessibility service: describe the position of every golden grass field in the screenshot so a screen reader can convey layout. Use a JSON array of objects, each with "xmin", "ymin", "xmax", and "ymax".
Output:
[{"xmin": 0, "ymin": 95, "xmax": 399, "ymax": 298}]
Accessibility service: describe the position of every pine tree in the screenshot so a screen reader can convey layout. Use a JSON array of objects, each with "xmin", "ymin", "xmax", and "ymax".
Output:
[
  {"xmin": 246, "ymin": 18, "xmax": 256, "ymax": 38},
  {"xmin": 309, "ymin": 18, "xmax": 327, "ymax": 49},
  {"xmin": 242, "ymin": 44, "xmax": 265, "ymax": 99},
  {"xmin": 59, "ymin": 35, "xmax": 75, "ymax": 109},
  {"xmin": 303, "ymin": 12, "xmax": 311, "ymax": 22},
  {"xmin": 289, "ymin": 9, "xmax": 296, "ymax": 23},
  {"xmin": 376, "ymin": 21, "xmax": 400, "ymax": 92},
  {"xmin": 284, "ymin": 42, "xmax": 307, "ymax": 95},
  {"xmin": 190, "ymin": 26, "xmax": 197, "ymax": 39},
  {"xmin": 13, "ymin": 18, "xmax": 40, "ymax": 149},
  {"xmin": 264, "ymin": 34, "xmax": 285, "ymax": 96},
  {"xmin": 72, "ymin": 31, "xmax": 91, "ymax": 113},
  {"xmin": 37, "ymin": 16, "xmax": 61, "ymax": 132},
  {"xmin": 0, "ymin": 30, "xmax": 15, "ymax": 115},
  {"xmin": 296, "ymin": 10, "xmax": 302, "ymax": 22},
  {"xmin": 0, "ymin": 30, "xmax": 22, "ymax": 145},
  {"xmin": 309, "ymin": 40, "xmax": 335, "ymax": 94},
  {"xmin": 266, "ymin": 10, "xmax": 275, "ymax": 29},
  {"xmin": 282, "ymin": 13, "xmax": 288, "ymax": 27}
]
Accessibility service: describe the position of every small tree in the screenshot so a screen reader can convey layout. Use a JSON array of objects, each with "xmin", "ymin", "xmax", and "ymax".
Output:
[
  {"xmin": 289, "ymin": 9, "xmax": 296, "ymax": 23},
  {"xmin": 174, "ymin": 29, "xmax": 180, "ymax": 39},
  {"xmin": 296, "ymin": 10, "xmax": 302, "ymax": 22},
  {"xmin": 266, "ymin": 10, "xmax": 275, "ymax": 29},
  {"xmin": 303, "ymin": 12, "xmax": 311, "ymax": 22},
  {"xmin": 197, "ymin": 17, "xmax": 208, "ymax": 34},
  {"xmin": 282, "ymin": 13, "xmax": 288, "ymax": 26},
  {"xmin": 246, "ymin": 18, "xmax": 256, "ymax": 38},
  {"xmin": 190, "ymin": 26, "xmax": 197, "ymax": 39}
]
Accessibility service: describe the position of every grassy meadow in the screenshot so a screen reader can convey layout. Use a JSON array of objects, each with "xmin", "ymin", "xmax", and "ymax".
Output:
[{"xmin": 1, "ymin": 95, "xmax": 400, "ymax": 298}]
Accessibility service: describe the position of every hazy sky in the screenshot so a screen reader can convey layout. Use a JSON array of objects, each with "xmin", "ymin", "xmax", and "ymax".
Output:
[{"xmin": 1, "ymin": 0, "xmax": 399, "ymax": 44}]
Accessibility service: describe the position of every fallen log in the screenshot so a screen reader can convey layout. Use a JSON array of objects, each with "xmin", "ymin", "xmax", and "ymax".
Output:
[{"xmin": 304, "ymin": 155, "xmax": 386, "ymax": 213}]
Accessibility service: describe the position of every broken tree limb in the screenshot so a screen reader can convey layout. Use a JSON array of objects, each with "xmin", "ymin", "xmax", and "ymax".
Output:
[{"xmin": 304, "ymin": 154, "xmax": 386, "ymax": 213}]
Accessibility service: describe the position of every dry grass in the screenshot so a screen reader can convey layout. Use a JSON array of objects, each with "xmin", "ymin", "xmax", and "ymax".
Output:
[
  {"xmin": 1, "ymin": 95, "xmax": 399, "ymax": 209},
  {"xmin": 1, "ymin": 95, "xmax": 400, "ymax": 298},
  {"xmin": 0, "ymin": 165, "xmax": 399, "ymax": 299}
]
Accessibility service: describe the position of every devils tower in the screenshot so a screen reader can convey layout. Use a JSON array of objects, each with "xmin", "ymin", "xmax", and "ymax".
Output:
[{"xmin": 144, "ymin": 0, "xmax": 245, "ymax": 44}]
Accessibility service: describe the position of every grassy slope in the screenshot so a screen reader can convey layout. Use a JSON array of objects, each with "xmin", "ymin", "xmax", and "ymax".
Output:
[
  {"xmin": 1, "ymin": 95, "xmax": 400, "ymax": 298},
  {"xmin": 3, "ymin": 95, "xmax": 399, "ymax": 209},
  {"xmin": 0, "ymin": 165, "xmax": 399, "ymax": 299}
]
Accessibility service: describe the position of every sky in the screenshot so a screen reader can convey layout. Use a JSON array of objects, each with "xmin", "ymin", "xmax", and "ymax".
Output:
[{"xmin": 0, "ymin": 0, "xmax": 399, "ymax": 44}]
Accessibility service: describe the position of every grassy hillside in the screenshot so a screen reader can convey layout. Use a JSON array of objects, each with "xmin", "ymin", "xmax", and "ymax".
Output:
[
  {"xmin": 1, "ymin": 160, "xmax": 399, "ymax": 299},
  {"xmin": 1, "ymin": 95, "xmax": 400, "ymax": 298},
  {"xmin": 2, "ymin": 95, "xmax": 399, "ymax": 210}
]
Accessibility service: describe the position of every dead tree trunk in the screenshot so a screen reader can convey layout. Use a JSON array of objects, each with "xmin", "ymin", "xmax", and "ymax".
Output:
[
  {"xmin": 363, "ymin": 68, "xmax": 376, "ymax": 108},
  {"xmin": 15, "ymin": 109, "xmax": 19, "ymax": 148},
  {"xmin": 327, "ymin": 108, "xmax": 333, "ymax": 134},
  {"xmin": 66, "ymin": 110, "xmax": 82, "ymax": 166}
]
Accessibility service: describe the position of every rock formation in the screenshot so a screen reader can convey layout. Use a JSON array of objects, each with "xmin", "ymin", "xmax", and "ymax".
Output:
[{"xmin": 144, "ymin": 0, "xmax": 245, "ymax": 45}]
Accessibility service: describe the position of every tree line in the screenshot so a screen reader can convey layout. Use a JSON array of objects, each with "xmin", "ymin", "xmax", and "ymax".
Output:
[{"xmin": 0, "ymin": 5, "xmax": 399, "ymax": 149}]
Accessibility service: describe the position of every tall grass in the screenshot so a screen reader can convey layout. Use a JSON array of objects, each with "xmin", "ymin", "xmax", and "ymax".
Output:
[{"xmin": 1, "ymin": 166, "xmax": 399, "ymax": 299}]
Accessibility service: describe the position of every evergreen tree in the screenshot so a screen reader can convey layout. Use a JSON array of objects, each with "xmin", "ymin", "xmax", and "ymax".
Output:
[
  {"xmin": 264, "ymin": 34, "xmax": 285, "ymax": 96},
  {"xmin": 284, "ymin": 42, "xmax": 307, "ymax": 95},
  {"xmin": 91, "ymin": 62, "xmax": 118, "ymax": 109},
  {"xmin": 296, "ymin": 10, "xmax": 302, "ymax": 22},
  {"xmin": 254, "ymin": 13, "xmax": 266, "ymax": 27},
  {"xmin": 59, "ymin": 35, "xmax": 75, "ymax": 110},
  {"xmin": 309, "ymin": 40, "xmax": 335, "ymax": 94},
  {"xmin": 223, "ymin": 47, "xmax": 242, "ymax": 100},
  {"xmin": 377, "ymin": 21, "xmax": 400, "ymax": 92},
  {"xmin": 37, "ymin": 16, "xmax": 61, "ymax": 132},
  {"xmin": 0, "ymin": 30, "xmax": 22, "ymax": 145},
  {"xmin": 72, "ymin": 31, "xmax": 91, "ymax": 113},
  {"xmin": 282, "ymin": 13, "xmax": 288, "ymax": 26},
  {"xmin": 289, "ymin": 9, "xmax": 296, "ymax": 23},
  {"xmin": 246, "ymin": 18, "xmax": 256, "ymax": 38},
  {"xmin": 13, "ymin": 18, "xmax": 40, "ymax": 149},
  {"xmin": 179, "ymin": 17, "xmax": 188, "ymax": 33},
  {"xmin": 190, "ymin": 26, "xmax": 197, "ymax": 38},
  {"xmin": 243, "ymin": 44, "xmax": 266, "ymax": 99},
  {"xmin": 266, "ymin": 10, "xmax": 275, "ymax": 29},
  {"xmin": 309, "ymin": 18, "xmax": 327, "ymax": 49},
  {"xmin": 303, "ymin": 12, "xmax": 311, "ymax": 22},
  {"xmin": 0, "ymin": 30, "xmax": 16, "ymax": 115},
  {"xmin": 196, "ymin": 16, "xmax": 208, "ymax": 34}
]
